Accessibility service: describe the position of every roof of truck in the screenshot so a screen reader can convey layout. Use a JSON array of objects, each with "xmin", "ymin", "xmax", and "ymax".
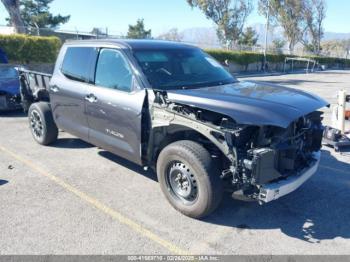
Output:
[{"xmin": 65, "ymin": 39, "xmax": 197, "ymax": 50}]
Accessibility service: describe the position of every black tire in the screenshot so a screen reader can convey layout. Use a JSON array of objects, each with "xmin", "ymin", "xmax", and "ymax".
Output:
[
  {"xmin": 156, "ymin": 140, "xmax": 223, "ymax": 218},
  {"xmin": 28, "ymin": 102, "xmax": 58, "ymax": 145}
]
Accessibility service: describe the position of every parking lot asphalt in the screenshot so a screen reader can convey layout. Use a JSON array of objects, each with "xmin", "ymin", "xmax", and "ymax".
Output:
[{"xmin": 0, "ymin": 70, "xmax": 350, "ymax": 255}]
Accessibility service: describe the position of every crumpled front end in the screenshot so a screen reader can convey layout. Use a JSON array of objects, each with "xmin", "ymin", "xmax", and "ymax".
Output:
[
  {"xmin": 226, "ymin": 111, "xmax": 324, "ymax": 201},
  {"xmin": 258, "ymin": 151, "xmax": 320, "ymax": 203},
  {"xmin": 152, "ymin": 88, "xmax": 326, "ymax": 203}
]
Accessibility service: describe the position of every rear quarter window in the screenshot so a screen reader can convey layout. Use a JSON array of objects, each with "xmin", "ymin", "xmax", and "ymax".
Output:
[{"xmin": 61, "ymin": 47, "xmax": 96, "ymax": 82}]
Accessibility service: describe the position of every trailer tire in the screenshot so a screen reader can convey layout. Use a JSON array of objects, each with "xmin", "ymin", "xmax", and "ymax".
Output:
[
  {"xmin": 157, "ymin": 140, "xmax": 223, "ymax": 219},
  {"xmin": 28, "ymin": 102, "xmax": 58, "ymax": 145}
]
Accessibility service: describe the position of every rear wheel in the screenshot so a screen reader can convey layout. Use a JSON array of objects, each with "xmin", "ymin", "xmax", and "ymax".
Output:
[
  {"xmin": 28, "ymin": 102, "xmax": 58, "ymax": 145},
  {"xmin": 157, "ymin": 140, "xmax": 223, "ymax": 218}
]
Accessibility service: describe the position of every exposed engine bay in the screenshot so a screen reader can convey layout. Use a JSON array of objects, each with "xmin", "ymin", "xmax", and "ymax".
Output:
[{"xmin": 151, "ymin": 91, "xmax": 324, "ymax": 200}]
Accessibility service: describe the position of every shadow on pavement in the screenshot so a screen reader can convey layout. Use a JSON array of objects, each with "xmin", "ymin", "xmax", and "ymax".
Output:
[
  {"xmin": 98, "ymin": 150, "xmax": 158, "ymax": 182},
  {"xmin": 40, "ymin": 136, "xmax": 350, "ymax": 243},
  {"xmin": 0, "ymin": 110, "xmax": 26, "ymax": 118},
  {"xmin": 315, "ymin": 70, "xmax": 350, "ymax": 75},
  {"xmin": 0, "ymin": 180, "xmax": 8, "ymax": 186},
  {"xmin": 204, "ymin": 149, "xmax": 350, "ymax": 243},
  {"xmin": 51, "ymin": 138, "xmax": 94, "ymax": 149}
]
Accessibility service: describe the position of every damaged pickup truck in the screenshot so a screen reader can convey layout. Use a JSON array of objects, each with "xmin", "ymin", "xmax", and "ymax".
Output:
[{"xmin": 19, "ymin": 40, "xmax": 329, "ymax": 218}]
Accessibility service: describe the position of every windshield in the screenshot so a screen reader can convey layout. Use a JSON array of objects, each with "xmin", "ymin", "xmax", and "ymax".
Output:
[
  {"xmin": 0, "ymin": 67, "xmax": 18, "ymax": 79},
  {"xmin": 133, "ymin": 48, "xmax": 236, "ymax": 90}
]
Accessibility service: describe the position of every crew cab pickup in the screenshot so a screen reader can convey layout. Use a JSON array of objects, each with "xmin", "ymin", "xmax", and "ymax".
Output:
[{"xmin": 19, "ymin": 40, "xmax": 329, "ymax": 218}]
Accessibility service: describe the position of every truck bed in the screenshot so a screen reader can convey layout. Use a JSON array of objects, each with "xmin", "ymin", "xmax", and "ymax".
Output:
[
  {"xmin": 19, "ymin": 68, "xmax": 52, "ymax": 94},
  {"xmin": 18, "ymin": 68, "xmax": 52, "ymax": 111}
]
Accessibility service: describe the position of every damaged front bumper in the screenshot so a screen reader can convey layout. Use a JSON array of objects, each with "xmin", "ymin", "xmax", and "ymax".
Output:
[{"xmin": 258, "ymin": 151, "xmax": 321, "ymax": 203}]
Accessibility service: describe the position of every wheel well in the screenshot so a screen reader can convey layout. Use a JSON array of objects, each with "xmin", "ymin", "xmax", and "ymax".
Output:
[
  {"xmin": 20, "ymin": 73, "xmax": 50, "ymax": 112},
  {"xmin": 35, "ymin": 89, "xmax": 50, "ymax": 102},
  {"xmin": 147, "ymin": 125, "xmax": 226, "ymax": 169}
]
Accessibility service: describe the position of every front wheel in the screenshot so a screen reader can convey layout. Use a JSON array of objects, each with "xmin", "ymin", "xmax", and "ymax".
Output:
[
  {"xmin": 28, "ymin": 102, "xmax": 58, "ymax": 145},
  {"xmin": 157, "ymin": 140, "xmax": 223, "ymax": 219}
]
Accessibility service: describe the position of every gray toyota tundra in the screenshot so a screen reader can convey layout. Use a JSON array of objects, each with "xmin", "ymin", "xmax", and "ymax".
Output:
[{"xmin": 19, "ymin": 39, "xmax": 329, "ymax": 218}]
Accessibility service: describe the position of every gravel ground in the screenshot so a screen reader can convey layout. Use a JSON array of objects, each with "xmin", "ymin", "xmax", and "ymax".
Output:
[{"xmin": 0, "ymin": 70, "xmax": 349, "ymax": 255}]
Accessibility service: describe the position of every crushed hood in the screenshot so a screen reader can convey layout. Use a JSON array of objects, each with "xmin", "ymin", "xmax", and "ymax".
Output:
[{"xmin": 166, "ymin": 81, "xmax": 329, "ymax": 128}]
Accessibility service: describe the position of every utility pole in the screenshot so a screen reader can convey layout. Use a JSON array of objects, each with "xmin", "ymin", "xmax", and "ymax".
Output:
[{"xmin": 263, "ymin": 0, "xmax": 270, "ymax": 72}]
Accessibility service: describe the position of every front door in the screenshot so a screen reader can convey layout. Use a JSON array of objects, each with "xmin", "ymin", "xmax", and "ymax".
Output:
[{"xmin": 86, "ymin": 48, "xmax": 146, "ymax": 165}]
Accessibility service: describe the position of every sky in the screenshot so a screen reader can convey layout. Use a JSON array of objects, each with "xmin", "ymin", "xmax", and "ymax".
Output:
[{"xmin": 0, "ymin": 0, "xmax": 349, "ymax": 35}]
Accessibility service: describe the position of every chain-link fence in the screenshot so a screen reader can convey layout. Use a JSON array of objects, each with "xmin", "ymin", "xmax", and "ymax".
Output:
[{"xmin": 0, "ymin": 25, "xmax": 121, "ymax": 40}]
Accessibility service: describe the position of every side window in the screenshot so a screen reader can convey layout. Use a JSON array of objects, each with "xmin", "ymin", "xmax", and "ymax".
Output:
[
  {"xmin": 61, "ymin": 47, "xmax": 96, "ymax": 82},
  {"xmin": 95, "ymin": 49, "xmax": 133, "ymax": 92}
]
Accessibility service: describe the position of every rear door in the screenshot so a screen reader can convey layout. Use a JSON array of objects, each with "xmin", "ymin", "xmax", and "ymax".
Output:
[
  {"xmin": 86, "ymin": 48, "xmax": 146, "ymax": 165},
  {"xmin": 50, "ymin": 46, "xmax": 97, "ymax": 141}
]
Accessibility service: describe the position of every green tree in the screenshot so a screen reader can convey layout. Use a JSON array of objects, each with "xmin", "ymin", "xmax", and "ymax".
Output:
[
  {"xmin": 259, "ymin": 0, "xmax": 306, "ymax": 53},
  {"xmin": 238, "ymin": 27, "xmax": 258, "ymax": 46},
  {"xmin": 20, "ymin": 0, "xmax": 70, "ymax": 29},
  {"xmin": 187, "ymin": 0, "xmax": 253, "ymax": 48},
  {"xmin": 127, "ymin": 19, "xmax": 152, "ymax": 39},
  {"xmin": 321, "ymin": 39, "xmax": 350, "ymax": 58},
  {"xmin": 1, "ymin": 0, "xmax": 26, "ymax": 33},
  {"xmin": 303, "ymin": 0, "xmax": 326, "ymax": 54},
  {"xmin": 91, "ymin": 27, "xmax": 107, "ymax": 38},
  {"xmin": 271, "ymin": 38, "xmax": 286, "ymax": 53},
  {"xmin": 158, "ymin": 28, "xmax": 183, "ymax": 42}
]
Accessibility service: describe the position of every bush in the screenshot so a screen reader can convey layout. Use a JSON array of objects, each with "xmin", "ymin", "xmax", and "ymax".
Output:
[
  {"xmin": 206, "ymin": 49, "xmax": 263, "ymax": 66},
  {"xmin": 205, "ymin": 49, "xmax": 350, "ymax": 70},
  {"xmin": 0, "ymin": 34, "xmax": 61, "ymax": 63}
]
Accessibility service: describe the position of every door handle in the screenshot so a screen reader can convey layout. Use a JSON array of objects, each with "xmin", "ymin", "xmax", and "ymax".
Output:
[
  {"xmin": 85, "ymin": 94, "xmax": 98, "ymax": 103},
  {"xmin": 50, "ymin": 85, "xmax": 60, "ymax": 93}
]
